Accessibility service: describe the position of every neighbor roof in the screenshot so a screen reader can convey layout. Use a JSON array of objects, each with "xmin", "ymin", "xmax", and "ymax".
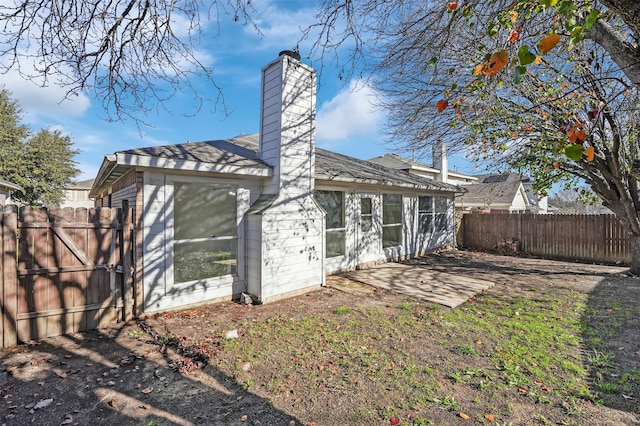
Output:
[
  {"xmin": 91, "ymin": 134, "xmax": 462, "ymax": 196},
  {"xmin": 458, "ymin": 180, "xmax": 527, "ymax": 207},
  {"xmin": 368, "ymin": 153, "xmax": 476, "ymax": 180}
]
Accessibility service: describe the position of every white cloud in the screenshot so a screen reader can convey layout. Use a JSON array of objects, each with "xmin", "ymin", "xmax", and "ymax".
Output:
[
  {"xmin": 316, "ymin": 80, "xmax": 385, "ymax": 141},
  {"xmin": 2, "ymin": 69, "xmax": 91, "ymax": 120}
]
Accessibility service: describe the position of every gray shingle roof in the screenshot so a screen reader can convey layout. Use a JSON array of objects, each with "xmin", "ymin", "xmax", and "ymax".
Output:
[
  {"xmin": 459, "ymin": 180, "xmax": 523, "ymax": 205},
  {"xmin": 94, "ymin": 134, "xmax": 461, "ymax": 194},
  {"xmin": 233, "ymin": 134, "xmax": 460, "ymax": 192},
  {"xmin": 121, "ymin": 136, "xmax": 271, "ymax": 170}
]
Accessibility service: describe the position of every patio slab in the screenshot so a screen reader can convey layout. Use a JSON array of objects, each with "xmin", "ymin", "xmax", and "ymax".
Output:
[{"xmin": 340, "ymin": 262, "xmax": 495, "ymax": 308}]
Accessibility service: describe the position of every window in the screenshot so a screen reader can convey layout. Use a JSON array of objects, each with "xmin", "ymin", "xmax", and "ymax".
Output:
[
  {"xmin": 316, "ymin": 190, "xmax": 346, "ymax": 258},
  {"xmin": 173, "ymin": 182, "xmax": 237, "ymax": 283},
  {"xmin": 418, "ymin": 196, "xmax": 433, "ymax": 233},
  {"xmin": 434, "ymin": 196, "xmax": 449, "ymax": 232},
  {"xmin": 360, "ymin": 197, "xmax": 373, "ymax": 232},
  {"xmin": 382, "ymin": 194, "xmax": 402, "ymax": 248}
]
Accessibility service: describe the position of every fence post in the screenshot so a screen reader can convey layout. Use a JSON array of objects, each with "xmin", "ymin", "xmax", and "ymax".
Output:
[
  {"xmin": 1, "ymin": 205, "xmax": 18, "ymax": 348},
  {"xmin": 121, "ymin": 200, "xmax": 134, "ymax": 321}
]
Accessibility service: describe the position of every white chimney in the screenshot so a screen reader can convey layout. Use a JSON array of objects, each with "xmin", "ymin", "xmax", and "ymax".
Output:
[
  {"xmin": 433, "ymin": 141, "xmax": 448, "ymax": 183},
  {"xmin": 259, "ymin": 50, "xmax": 316, "ymax": 198},
  {"xmin": 247, "ymin": 51, "xmax": 324, "ymax": 302}
]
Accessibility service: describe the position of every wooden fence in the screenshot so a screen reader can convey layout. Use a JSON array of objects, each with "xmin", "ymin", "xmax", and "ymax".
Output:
[
  {"xmin": 462, "ymin": 213, "xmax": 631, "ymax": 265},
  {"xmin": 1, "ymin": 206, "xmax": 134, "ymax": 348}
]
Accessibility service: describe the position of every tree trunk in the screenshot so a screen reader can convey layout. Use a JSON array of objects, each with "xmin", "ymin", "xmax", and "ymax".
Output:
[{"xmin": 630, "ymin": 233, "xmax": 640, "ymax": 276}]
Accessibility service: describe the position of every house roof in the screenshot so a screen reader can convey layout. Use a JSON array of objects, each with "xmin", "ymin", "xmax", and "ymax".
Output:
[
  {"xmin": 68, "ymin": 178, "xmax": 95, "ymax": 190},
  {"xmin": 91, "ymin": 134, "xmax": 462, "ymax": 196},
  {"xmin": 473, "ymin": 172, "xmax": 529, "ymax": 184},
  {"xmin": 0, "ymin": 179, "xmax": 21, "ymax": 191},
  {"xmin": 368, "ymin": 153, "xmax": 476, "ymax": 181},
  {"xmin": 458, "ymin": 180, "xmax": 528, "ymax": 208}
]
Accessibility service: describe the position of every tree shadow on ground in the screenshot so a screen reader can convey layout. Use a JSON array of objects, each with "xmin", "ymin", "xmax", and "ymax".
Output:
[
  {"xmin": 579, "ymin": 275, "xmax": 640, "ymax": 415},
  {"xmin": 0, "ymin": 321, "xmax": 301, "ymax": 425}
]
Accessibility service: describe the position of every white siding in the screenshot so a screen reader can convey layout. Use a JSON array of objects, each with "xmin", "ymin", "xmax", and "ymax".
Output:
[{"xmin": 143, "ymin": 173, "xmax": 260, "ymax": 313}]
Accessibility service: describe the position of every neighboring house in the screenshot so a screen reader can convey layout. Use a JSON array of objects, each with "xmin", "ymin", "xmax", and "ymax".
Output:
[
  {"xmin": 461, "ymin": 173, "xmax": 548, "ymax": 213},
  {"xmin": 368, "ymin": 151, "xmax": 478, "ymax": 186},
  {"xmin": 0, "ymin": 179, "xmax": 21, "ymax": 205},
  {"xmin": 90, "ymin": 52, "xmax": 461, "ymax": 314},
  {"xmin": 59, "ymin": 178, "xmax": 95, "ymax": 208}
]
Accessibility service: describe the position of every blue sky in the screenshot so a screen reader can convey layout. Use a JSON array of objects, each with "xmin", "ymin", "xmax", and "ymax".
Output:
[{"xmin": 5, "ymin": 0, "xmax": 480, "ymax": 181}]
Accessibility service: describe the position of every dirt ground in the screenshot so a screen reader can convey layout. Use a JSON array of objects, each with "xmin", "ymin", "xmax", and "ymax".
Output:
[{"xmin": 1, "ymin": 249, "xmax": 639, "ymax": 426}]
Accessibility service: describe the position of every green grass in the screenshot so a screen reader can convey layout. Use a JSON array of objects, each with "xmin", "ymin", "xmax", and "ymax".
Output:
[{"xmin": 200, "ymin": 280, "xmax": 637, "ymax": 424}]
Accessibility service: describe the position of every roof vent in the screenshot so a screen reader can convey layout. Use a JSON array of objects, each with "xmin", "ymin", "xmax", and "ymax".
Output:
[{"xmin": 279, "ymin": 50, "xmax": 300, "ymax": 61}]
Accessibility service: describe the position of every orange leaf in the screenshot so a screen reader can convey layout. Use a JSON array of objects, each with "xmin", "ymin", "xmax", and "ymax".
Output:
[
  {"xmin": 553, "ymin": 163, "xmax": 559, "ymax": 169},
  {"xmin": 448, "ymin": 2, "xmax": 458, "ymax": 10},
  {"xmin": 486, "ymin": 50, "xmax": 509, "ymax": 76},
  {"xmin": 436, "ymin": 99, "xmax": 448, "ymax": 113},
  {"xmin": 473, "ymin": 63, "xmax": 484, "ymax": 76},
  {"xmin": 586, "ymin": 146, "xmax": 595, "ymax": 161},
  {"xmin": 535, "ymin": 56, "xmax": 542, "ymax": 65},
  {"xmin": 459, "ymin": 412, "xmax": 470, "ymax": 419},
  {"xmin": 538, "ymin": 33, "xmax": 561, "ymax": 54},
  {"xmin": 508, "ymin": 28, "xmax": 520, "ymax": 42},
  {"xmin": 485, "ymin": 414, "xmax": 496, "ymax": 422}
]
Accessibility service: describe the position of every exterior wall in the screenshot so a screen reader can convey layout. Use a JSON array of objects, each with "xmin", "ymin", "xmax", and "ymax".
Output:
[
  {"xmin": 60, "ymin": 189, "xmax": 94, "ymax": 208},
  {"xmin": 317, "ymin": 185, "xmax": 456, "ymax": 274},
  {"xmin": 142, "ymin": 172, "xmax": 261, "ymax": 312},
  {"xmin": 509, "ymin": 189, "xmax": 528, "ymax": 212},
  {"xmin": 256, "ymin": 201, "xmax": 324, "ymax": 300}
]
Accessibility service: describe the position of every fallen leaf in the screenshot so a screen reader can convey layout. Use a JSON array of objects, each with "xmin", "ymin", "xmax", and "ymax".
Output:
[
  {"xmin": 241, "ymin": 414, "xmax": 248, "ymax": 422},
  {"xmin": 542, "ymin": 386, "xmax": 552, "ymax": 392},
  {"xmin": 436, "ymin": 99, "xmax": 448, "ymax": 113},
  {"xmin": 538, "ymin": 33, "xmax": 561, "ymax": 54},
  {"xmin": 485, "ymin": 413, "xmax": 495, "ymax": 422},
  {"xmin": 459, "ymin": 412, "xmax": 470, "ymax": 419},
  {"xmin": 141, "ymin": 387, "xmax": 154, "ymax": 394},
  {"xmin": 518, "ymin": 387, "xmax": 528, "ymax": 394},
  {"xmin": 447, "ymin": 2, "xmax": 458, "ymax": 11}
]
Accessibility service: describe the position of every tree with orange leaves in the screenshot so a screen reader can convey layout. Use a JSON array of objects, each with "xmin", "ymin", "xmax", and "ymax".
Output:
[{"xmin": 305, "ymin": 0, "xmax": 640, "ymax": 274}]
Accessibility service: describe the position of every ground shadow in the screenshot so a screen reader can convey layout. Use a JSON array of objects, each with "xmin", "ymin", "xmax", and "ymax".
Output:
[
  {"xmin": 579, "ymin": 275, "xmax": 640, "ymax": 415},
  {"xmin": 0, "ymin": 321, "xmax": 301, "ymax": 425}
]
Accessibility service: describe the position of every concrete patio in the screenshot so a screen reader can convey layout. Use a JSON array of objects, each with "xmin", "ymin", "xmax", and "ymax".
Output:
[{"xmin": 328, "ymin": 262, "xmax": 495, "ymax": 308}]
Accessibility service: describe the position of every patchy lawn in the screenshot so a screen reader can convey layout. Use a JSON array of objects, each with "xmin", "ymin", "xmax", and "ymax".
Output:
[{"xmin": 1, "ymin": 250, "xmax": 639, "ymax": 425}]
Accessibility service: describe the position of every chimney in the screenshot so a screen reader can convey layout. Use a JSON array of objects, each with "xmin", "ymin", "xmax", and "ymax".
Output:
[
  {"xmin": 259, "ymin": 50, "xmax": 316, "ymax": 198},
  {"xmin": 433, "ymin": 141, "xmax": 448, "ymax": 183}
]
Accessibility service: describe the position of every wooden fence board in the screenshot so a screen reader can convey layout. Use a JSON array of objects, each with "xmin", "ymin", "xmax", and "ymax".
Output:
[
  {"xmin": 1, "ymin": 207, "xmax": 131, "ymax": 347},
  {"xmin": 462, "ymin": 213, "xmax": 631, "ymax": 264}
]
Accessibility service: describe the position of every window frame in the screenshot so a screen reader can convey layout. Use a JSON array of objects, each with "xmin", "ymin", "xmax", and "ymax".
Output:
[
  {"xmin": 315, "ymin": 190, "xmax": 347, "ymax": 258},
  {"xmin": 382, "ymin": 193, "xmax": 403, "ymax": 248}
]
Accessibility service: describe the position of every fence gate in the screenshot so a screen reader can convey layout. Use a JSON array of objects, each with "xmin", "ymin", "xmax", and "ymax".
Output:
[{"xmin": 1, "ymin": 206, "xmax": 133, "ymax": 348}]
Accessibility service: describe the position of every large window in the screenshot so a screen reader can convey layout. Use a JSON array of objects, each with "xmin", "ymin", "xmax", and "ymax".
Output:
[
  {"xmin": 382, "ymin": 194, "xmax": 402, "ymax": 248},
  {"xmin": 418, "ymin": 196, "xmax": 450, "ymax": 233},
  {"xmin": 173, "ymin": 182, "xmax": 237, "ymax": 283},
  {"xmin": 316, "ymin": 190, "xmax": 346, "ymax": 258}
]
